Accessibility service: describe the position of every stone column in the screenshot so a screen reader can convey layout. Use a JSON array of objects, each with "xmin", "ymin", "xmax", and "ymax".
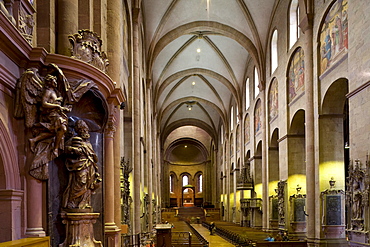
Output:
[
  {"xmin": 57, "ymin": 0, "xmax": 78, "ymax": 55},
  {"xmin": 0, "ymin": 189, "xmax": 23, "ymax": 241},
  {"xmin": 104, "ymin": 115, "xmax": 120, "ymax": 246},
  {"xmin": 25, "ymin": 176, "xmax": 45, "ymax": 237},
  {"xmin": 261, "ymin": 89, "xmax": 269, "ymax": 230},
  {"xmin": 132, "ymin": 5, "xmax": 142, "ymax": 234},
  {"xmin": 300, "ymin": 5, "xmax": 315, "ymax": 245}
]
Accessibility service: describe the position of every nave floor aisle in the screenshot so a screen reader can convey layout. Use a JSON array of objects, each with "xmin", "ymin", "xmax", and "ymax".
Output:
[{"xmin": 190, "ymin": 224, "xmax": 235, "ymax": 246}]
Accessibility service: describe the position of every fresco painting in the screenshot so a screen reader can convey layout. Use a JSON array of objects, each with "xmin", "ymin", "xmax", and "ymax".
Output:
[
  {"xmin": 254, "ymin": 100, "xmax": 262, "ymax": 134},
  {"xmin": 319, "ymin": 0, "xmax": 348, "ymax": 75},
  {"xmin": 288, "ymin": 47, "xmax": 305, "ymax": 103},
  {"xmin": 269, "ymin": 79, "xmax": 278, "ymax": 121}
]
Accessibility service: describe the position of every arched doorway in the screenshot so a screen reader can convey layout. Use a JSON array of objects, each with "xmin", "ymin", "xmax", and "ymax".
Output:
[{"xmin": 182, "ymin": 185, "xmax": 195, "ymax": 207}]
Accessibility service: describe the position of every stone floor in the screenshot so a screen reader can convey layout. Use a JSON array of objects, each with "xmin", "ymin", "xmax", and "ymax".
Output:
[{"xmin": 190, "ymin": 223, "xmax": 235, "ymax": 246}]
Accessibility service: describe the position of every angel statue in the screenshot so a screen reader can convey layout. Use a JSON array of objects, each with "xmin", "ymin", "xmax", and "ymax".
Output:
[{"xmin": 15, "ymin": 64, "xmax": 96, "ymax": 180}]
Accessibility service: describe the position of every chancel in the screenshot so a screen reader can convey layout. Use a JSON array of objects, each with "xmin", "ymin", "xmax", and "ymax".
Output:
[{"xmin": 0, "ymin": 0, "xmax": 368, "ymax": 247}]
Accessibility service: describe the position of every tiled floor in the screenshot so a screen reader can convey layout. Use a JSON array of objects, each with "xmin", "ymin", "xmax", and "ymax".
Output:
[{"xmin": 190, "ymin": 224, "xmax": 235, "ymax": 246}]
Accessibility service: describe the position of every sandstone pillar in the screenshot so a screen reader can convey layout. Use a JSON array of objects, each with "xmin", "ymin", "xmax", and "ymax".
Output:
[
  {"xmin": 25, "ymin": 176, "xmax": 45, "ymax": 237},
  {"xmin": 104, "ymin": 116, "xmax": 120, "ymax": 246},
  {"xmin": 300, "ymin": 6, "xmax": 315, "ymax": 245},
  {"xmin": 132, "ymin": 6, "xmax": 142, "ymax": 234},
  {"xmin": 57, "ymin": 0, "xmax": 78, "ymax": 55}
]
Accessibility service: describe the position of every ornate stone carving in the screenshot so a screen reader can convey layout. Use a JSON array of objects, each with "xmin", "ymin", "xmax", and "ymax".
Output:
[
  {"xmin": 69, "ymin": 30, "xmax": 109, "ymax": 73},
  {"xmin": 277, "ymin": 180, "xmax": 286, "ymax": 227},
  {"xmin": 14, "ymin": 64, "xmax": 96, "ymax": 180},
  {"xmin": 62, "ymin": 120, "xmax": 102, "ymax": 210},
  {"xmin": 121, "ymin": 157, "xmax": 132, "ymax": 227},
  {"xmin": 236, "ymin": 160, "xmax": 253, "ymax": 190},
  {"xmin": 346, "ymin": 159, "xmax": 370, "ymax": 231},
  {"xmin": 18, "ymin": 2, "xmax": 34, "ymax": 44}
]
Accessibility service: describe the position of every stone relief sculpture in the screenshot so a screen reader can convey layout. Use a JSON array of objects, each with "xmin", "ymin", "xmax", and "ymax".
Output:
[
  {"xmin": 346, "ymin": 159, "xmax": 369, "ymax": 230},
  {"xmin": 277, "ymin": 180, "xmax": 286, "ymax": 227},
  {"xmin": 237, "ymin": 160, "xmax": 253, "ymax": 190},
  {"xmin": 69, "ymin": 30, "xmax": 109, "ymax": 73},
  {"xmin": 18, "ymin": 3, "xmax": 35, "ymax": 44},
  {"xmin": 14, "ymin": 64, "xmax": 96, "ymax": 180},
  {"xmin": 121, "ymin": 157, "xmax": 132, "ymax": 227},
  {"xmin": 62, "ymin": 120, "xmax": 102, "ymax": 210}
]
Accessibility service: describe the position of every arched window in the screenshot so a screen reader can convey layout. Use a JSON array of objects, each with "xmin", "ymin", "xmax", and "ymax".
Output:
[
  {"xmin": 230, "ymin": 106, "xmax": 234, "ymax": 131},
  {"xmin": 170, "ymin": 174, "xmax": 174, "ymax": 193},
  {"xmin": 289, "ymin": 0, "xmax": 300, "ymax": 49},
  {"xmin": 254, "ymin": 67, "xmax": 259, "ymax": 98},
  {"xmin": 198, "ymin": 174, "xmax": 203, "ymax": 192},
  {"xmin": 236, "ymin": 106, "xmax": 239, "ymax": 124},
  {"xmin": 183, "ymin": 175, "xmax": 189, "ymax": 192},
  {"xmin": 245, "ymin": 78, "xmax": 250, "ymax": 110},
  {"xmin": 271, "ymin": 30, "xmax": 278, "ymax": 73}
]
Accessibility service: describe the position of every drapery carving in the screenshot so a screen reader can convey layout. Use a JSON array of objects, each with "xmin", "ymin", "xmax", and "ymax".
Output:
[
  {"xmin": 14, "ymin": 64, "xmax": 96, "ymax": 180},
  {"xmin": 62, "ymin": 120, "xmax": 102, "ymax": 210},
  {"xmin": 346, "ymin": 159, "xmax": 370, "ymax": 231}
]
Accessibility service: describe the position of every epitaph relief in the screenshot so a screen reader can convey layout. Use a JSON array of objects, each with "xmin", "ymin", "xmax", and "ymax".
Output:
[
  {"xmin": 69, "ymin": 30, "xmax": 109, "ymax": 73},
  {"xmin": 14, "ymin": 64, "xmax": 96, "ymax": 180},
  {"xmin": 277, "ymin": 180, "xmax": 286, "ymax": 227},
  {"xmin": 346, "ymin": 159, "xmax": 369, "ymax": 231}
]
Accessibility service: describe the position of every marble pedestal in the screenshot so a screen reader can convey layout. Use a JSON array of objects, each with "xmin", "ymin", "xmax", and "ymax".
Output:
[{"xmin": 59, "ymin": 211, "xmax": 102, "ymax": 247}]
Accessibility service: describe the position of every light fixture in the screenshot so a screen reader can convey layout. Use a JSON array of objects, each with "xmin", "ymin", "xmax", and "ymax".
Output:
[
  {"xmin": 345, "ymin": 142, "xmax": 350, "ymax": 149},
  {"xmin": 185, "ymin": 101, "xmax": 196, "ymax": 111},
  {"xmin": 185, "ymin": 145, "xmax": 187, "ymax": 148},
  {"xmin": 197, "ymin": 48, "xmax": 201, "ymax": 53},
  {"xmin": 192, "ymin": 81, "xmax": 196, "ymax": 86}
]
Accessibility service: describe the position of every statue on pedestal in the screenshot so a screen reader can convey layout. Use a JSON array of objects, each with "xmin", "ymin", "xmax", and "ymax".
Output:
[{"xmin": 62, "ymin": 120, "xmax": 102, "ymax": 210}]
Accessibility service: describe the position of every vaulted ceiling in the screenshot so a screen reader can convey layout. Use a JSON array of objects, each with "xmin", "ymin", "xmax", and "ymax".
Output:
[{"xmin": 143, "ymin": 0, "xmax": 277, "ymax": 158}]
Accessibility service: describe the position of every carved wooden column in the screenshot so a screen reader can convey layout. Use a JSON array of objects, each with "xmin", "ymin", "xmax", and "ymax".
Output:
[
  {"xmin": 104, "ymin": 115, "xmax": 120, "ymax": 246},
  {"xmin": 57, "ymin": 0, "xmax": 78, "ymax": 55}
]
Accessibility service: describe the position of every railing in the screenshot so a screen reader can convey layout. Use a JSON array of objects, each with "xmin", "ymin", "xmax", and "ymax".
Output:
[
  {"xmin": 172, "ymin": 231, "xmax": 191, "ymax": 246},
  {"xmin": 202, "ymin": 222, "xmax": 254, "ymax": 247},
  {"xmin": 121, "ymin": 232, "xmax": 154, "ymax": 247},
  {"xmin": 185, "ymin": 221, "xmax": 209, "ymax": 247}
]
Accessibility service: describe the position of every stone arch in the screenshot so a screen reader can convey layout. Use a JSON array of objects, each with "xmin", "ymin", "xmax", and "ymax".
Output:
[{"xmin": 0, "ymin": 118, "xmax": 21, "ymax": 189}]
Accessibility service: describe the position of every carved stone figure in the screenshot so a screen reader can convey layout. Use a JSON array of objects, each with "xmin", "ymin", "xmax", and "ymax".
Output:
[
  {"xmin": 62, "ymin": 120, "xmax": 102, "ymax": 210},
  {"xmin": 121, "ymin": 157, "xmax": 132, "ymax": 226},
  {"xmin": 15, "ymin": 64, "xmax": 97, "ymax": 180},
  {"xmin": 69, "ymin": 30, "xmax": 109, "ymax": 73},
  {"xmin": 277, "ymin": 180, "xmax": 286, "ymax": 226}
]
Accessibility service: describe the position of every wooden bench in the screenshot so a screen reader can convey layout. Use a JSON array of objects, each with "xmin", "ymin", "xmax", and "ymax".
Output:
[{"xmin": 255, "ymin": 241, "xmax": 307, "ymax": 247}]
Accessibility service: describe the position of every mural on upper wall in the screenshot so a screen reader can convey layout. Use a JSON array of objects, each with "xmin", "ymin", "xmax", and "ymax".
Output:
[
  {"xmin": 254, "ymin": 100, "xmax": 262, "ymax": 134},
  {"xmin": 269, "ymin": 79, "xmax": 278, "ymax": 121},
  {"xmin": 319, "ymin": 0, "xmax": 348, "ymax": 75},
  {"xmin": 288, "ymin": 47, "xmax": 305, "ymax": 103},
  {"xmin": 244, "ymin": 114, "xmax": 250, "ymax": 145}
]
